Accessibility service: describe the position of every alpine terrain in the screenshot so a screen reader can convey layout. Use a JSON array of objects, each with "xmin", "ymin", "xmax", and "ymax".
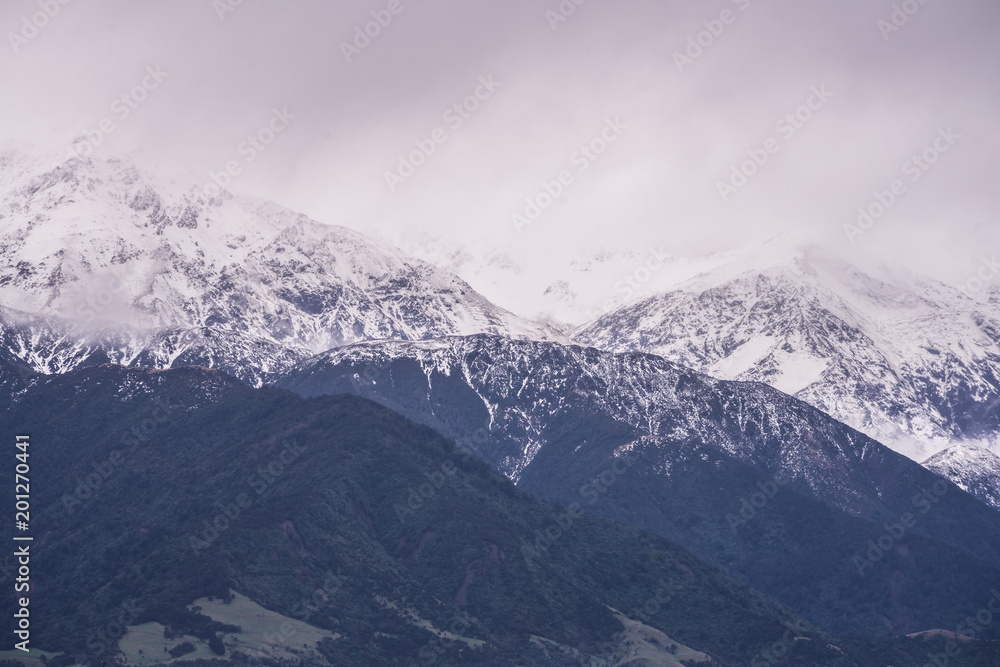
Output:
[
  {"xmin": 276, "ymin": 333, "xmax": 1000, "ymax": 639},
  {"xmin": 574, "ymin": 238, "xmax": 1000, "ymax": 462},
  {"xmin": 0, "ymin": 148, "xmax": 555, "ymax": 384}
]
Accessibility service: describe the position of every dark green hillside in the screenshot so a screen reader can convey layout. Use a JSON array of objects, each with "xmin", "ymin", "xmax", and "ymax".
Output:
[
  {"xmin": 0, "ymin": 363, "xmax": 819, "ymax": 666},
  {"xmin": 275, "ymin": 338, "xmax": 1000, "ymax": 642},
  {"xmin": 3, "ymin": 362, "xmax": 1000, "ymax": 666}
]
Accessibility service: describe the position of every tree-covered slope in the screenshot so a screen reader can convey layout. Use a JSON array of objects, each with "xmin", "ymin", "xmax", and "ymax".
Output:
[{"xmin": 0, "ymin": 362, "xmax": 844, "ymax": 666}]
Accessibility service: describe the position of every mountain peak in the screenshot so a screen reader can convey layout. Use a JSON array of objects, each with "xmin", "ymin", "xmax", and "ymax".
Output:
[
  {"xmin": 575, "ymin": 244, "xmax": 1000, "ymax": 461},
  {"xmin": 0, "ymin": 150, "xmax": 557, "ymax": 379},
  {"xmin": 924, "ymin": 442, "xmax": 1000, "ymax": 509}
]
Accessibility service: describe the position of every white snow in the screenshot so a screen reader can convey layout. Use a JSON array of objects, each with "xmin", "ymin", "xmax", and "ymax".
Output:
[
  {"xmin": 709, "ymin": 337, "xmax": 776, "ymax": 379},
  {"xmin": 771, "ymin": 355, "xmax": 829, "ymax": 396},
  {"xmin": 0, "ymin": 152, "xmax": 560, "ymax": 366},
  {"xmin": 576, "ymin": 239, "xmax": 1000, "ymax": 462}
]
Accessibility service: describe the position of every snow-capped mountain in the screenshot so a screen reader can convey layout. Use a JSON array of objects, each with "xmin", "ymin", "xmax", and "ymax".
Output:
[
  {"xmin": 924, "ymin": 442, "xmax": 1000, "ymax": 510},
  {"xmin": 275, "ymin": 333, "xmax": 1000, "ymax": 638},
  {"xmin": 0, "ymin": 149, "xmax": 557, "ymax": 382},
  {"xmin": 277, "ymin": 333, "xmax": 940, "ymax": 517},
  {"xmin": 392, "ymin": 231, "xmax": 729, "ymax": 330},
  {"xmin": 573, "ymin": 238, "xmax": 1000, "ymax": 461},
  {"xmin": 0, "ymin": 305, "xmax": 309, "ymax": 386}
]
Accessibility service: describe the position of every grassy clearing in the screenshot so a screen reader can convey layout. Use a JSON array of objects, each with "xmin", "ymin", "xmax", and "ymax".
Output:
[
  {"xmin": 374, "ymin": 595, "xmax": 485, "ymax": 649},
  {"xmin": 527, "ymin": 608, "xmax": 711, "ymax": 666},
  {"xmin": 0, "ymin": 648, "xmax": 62, "ymax": 667},
  {"xmin": 117, "ymin": 590, "xmax": 339, "ymax": 665},
  {"xmin": 610, "ymin": 609, "xmax": 711, "ymax": 666}
]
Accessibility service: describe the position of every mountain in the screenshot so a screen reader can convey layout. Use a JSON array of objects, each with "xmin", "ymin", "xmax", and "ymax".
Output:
[
  {"xmin": 0, "ymin": 150, "xmax": 555, "ymax": 384},
  {"xmin": 0, "ymin": 304, "xmax": 310, "ymax": 387},
  {"xmin": 573, "ymin": 238, "xmax": 1000, "ymax": 461},
  {"xmin": 0, "ymin": 360, "xmax": 906, "ymax": 667},
  {"xmin": 391, "ymin": 231, "xmax": 730, "ymax": 329},
  {"xmin": 275, "ymin": 334, "xmax": 1000, "ymax": 639},
  {"xmin": 924, "ymin": 442, "xmax": 1000, "ymax": 509},
  {"xmin": 0, "ymin": 349, "xmax": 35, "ymax": 411}
]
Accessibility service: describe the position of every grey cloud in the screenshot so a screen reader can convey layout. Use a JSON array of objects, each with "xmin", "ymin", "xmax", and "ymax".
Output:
[{"xmin": 0, "ymin": 0, "xmax": 997, "ymax": 288}]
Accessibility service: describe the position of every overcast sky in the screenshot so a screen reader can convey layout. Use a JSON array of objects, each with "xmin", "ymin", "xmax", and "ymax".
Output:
[{"xmin": 2, "ymin": 0, "xmax": 998, "ymax": 290}]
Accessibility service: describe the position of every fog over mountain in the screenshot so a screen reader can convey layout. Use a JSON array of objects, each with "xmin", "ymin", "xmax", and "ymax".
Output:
[
  {"xmin": 2, "ymin": 0, "xmax": 998, "ymax": 299},
  {"xmin": 3, "ymin": 2, "xmax": 1000, "ymax": 666},
  {"xmin": 575, "ymin": 238, "xmax": 1000, "ymax": 461}
]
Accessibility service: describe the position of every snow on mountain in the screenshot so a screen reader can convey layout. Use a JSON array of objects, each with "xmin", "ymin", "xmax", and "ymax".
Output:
[
  {"xmin": 573, "ymin": 237, "xmax": 1000, "ymax": 461},
  {"xmin": 0, "ymin": 304, "xmax": 310, "ymax": 386},
  {"xmin": 278, "ymin": 332, "xmax": 903, "ymax": 515},
  {"xmin": 924, "ymin": 442, "xmax": 1000, "ymax": 510},
  {"xmin": 391, "ymin": 231, "xmax": 729, "ymax": 330},
  {"xmin": 276, "ymin": 332, "xmax": 1000, "ymax": 639},
  {"xmin": 0, "ymin": 150, "xmax": 558, "ymax": 382}
]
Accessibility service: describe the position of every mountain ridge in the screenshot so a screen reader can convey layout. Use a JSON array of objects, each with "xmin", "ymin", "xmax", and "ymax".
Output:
[
  {"xmin": 0, "ymin": 359, "xmax": 869, "ymax": 667},
  {"xmin": 0, "ymin": 152, "xmax": 559, "ymax": 383},
  {"xmin": 573, "ymin": 239, "xmax": 1000, "ymax": 461},
  {"xmin": 275, "ymin": 332, "xmax": 1000, "ymax": 639},
  {"xmin": 924, "ymin": 442, "xmax": 1000, "ymax": 510}
]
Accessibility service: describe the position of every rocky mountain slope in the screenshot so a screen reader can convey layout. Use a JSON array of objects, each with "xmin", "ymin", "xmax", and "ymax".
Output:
[
  {"xmin": 573, "ymin": 238, "xmax": 1000, "ymax": 461},
  {"xmin": 275, "ymin": 333, "xmax": 1000, "ymax": 639},
  {"xmin": 0, "ymin": 360, "xmax": 881, "ymax": 667},
  {"xmin": 0, "ymin": 304, "xmax": 310, "ymax": 387},
  {"xmin": 924, "ymin": 442, "xmax": 1000, "ymax": 509},
  {"xmin": 0, "ymin": 149, "xmax": 555, "ymax": 384}
]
